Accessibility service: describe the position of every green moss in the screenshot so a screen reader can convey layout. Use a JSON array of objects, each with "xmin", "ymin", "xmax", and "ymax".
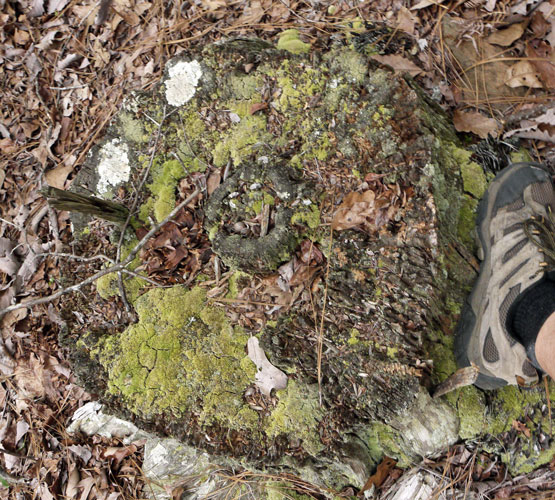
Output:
[
  {"xmin": 277, "ymin": 29, "xmax": 311, "ymax": 54},
  {"xmin": 453, "ymin": 147, "xmax": 487, "ymax": 198},
  {"xmin": 347, "ymin": 328, "xmax": 360, "ymax": 346},
  {"xmin": 291, "ymin": 204, "xmax": 320, "ymax": 230},
  {"xmin": 95, "ymin": 286, "xmax": 258, "ymax": 429},
  {"xmin": 227, "ymin": 271, "xmax": 250, "ymax": 298},
  {"xmin": 212, "ymin": 114, "xmax": 269, "ymax": 167},
  {"xmin": 510, "ymin": 148, "xmax": 533, "ymax": 163},
  {"xmin": 456, "ymin": 386, "xmax": 486, "ymax": 439},
  {"xmin": 266, "ymin": 482, "xmax": 314, "ymax": 500},
  {"xmin": 429, "ymin": 330, "xmax": 457, "ymax": 384},
  {"xmin": 266, "ymin": 380, "xmax": 323, "ymax": 456},
  {"xmin": 457, "ymin": 195, "xmax": 478, "ymax": 248},
  {"xmin": 370, "ymin": 422, "xmax": 411, "ymax": 468},
  {"xmin": 140, "ymin": 159, "xmax": 187, "ymax": 222},
  {"xmin": 487, "ymin": 385, "xmax": 544, "ymax": 436}
]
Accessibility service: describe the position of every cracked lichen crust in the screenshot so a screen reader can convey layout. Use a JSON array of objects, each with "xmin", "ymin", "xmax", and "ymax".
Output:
[
  {"xmin": 93, "ymin": 286, "xmax": 258, "ymax": 429},
  {"xmin": 204, "ymin": 163, "xmax": 311, "ymax": 272}
]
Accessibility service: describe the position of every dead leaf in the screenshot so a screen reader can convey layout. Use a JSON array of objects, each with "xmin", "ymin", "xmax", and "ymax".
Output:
[
  {"xmin": 530, "ymin": 11, "xmax": 551, "ymax": 38},
  {"xmin": 45, "ymin": 164, "xmax": 73, "ymax": 189},
  {"xmin": 249, "ymin": 102, "xmax": 268, "ymax": 115},
  {"xmin": 103, "ymin": 444, "xmax": 137, "ymax": 465},
  {"xmin": 370, "ymin": 54, "xmax": 422, "ymax": 76},
  {"xmin": 29, "ymin": 0, "xmax": 45, "ymax": 17},
  {"xmin": 527, "ymin": 42, "xmax": 555, "ymax": 89},
  {"xmin": 65, "ymin": 464, "xmax": 80, "ymax": 498},
  {"xmin": 487, "ymin": 23, "xmax": 524, "ymax": 46},
  {"xmin": 332, "ymin": 190, "xmax": 375, "ymax": 231},
  {"xmin": 247, "ymin": 337, "xmax": 287, "ymax": 397},
  {"xmin": 238, "ymin": 0, "xmax": 265, "ymax": 25},
  {"xmin": 359, "ymin": 456, "xmax": 397, "ymax": 494},
  {"xmin": 453, "ymin": 110, "xmax": 500, "ymax": 139},
  {"xmin": 505, "ymin": 107, "xmax": 555, "ymax": 143},
  {"xmin": 512, "ymin": 419, "xmax": 531, "ymax": 437},
  {"xmin": 206, "ymin": 170, "xmax": 221, "ymax": 195},
  {"xmin": 410, "ymin": 0, "xmax": 447, "ymax": 9},
  {"xmin": 47, "ymin": 0, "xmax": 70, "ymax": 14},
  {"xmin": 396, "ymin": 6, "xmax": 416, "ymax": 35},
  {"xmin": 200, "ymin": 0, "xmax": 226, "ymax": 10},
  {"xmin": 442, "ymin": 16, "xmax": 525, "ymax": 105},
  {"xmin": 505, "ymin": 60, "xmax": 543, "ymax": 88}
]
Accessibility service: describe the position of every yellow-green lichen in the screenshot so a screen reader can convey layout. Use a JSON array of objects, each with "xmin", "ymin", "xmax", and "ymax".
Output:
[
  {"xmin": 212, "ymin": 114, "xmax": 269, "ymax": 167},
  {"xmin": 370, "ymin": 422, "xmax": 411, "ymax": 468},
  {"xmin": 277, "ymin": 29, "xmax": 311, "ymax": 55},
  {"xmin": 227, "ymin": 270, "xmax": 250, "ymax": 298},
  {"xmin": 266, "ymin": 380, "xmax": 323, "ymax": 456},
  {"xmin": 118, "ymin": 111, "xmax": 146, "ymax": 143},
  {"xmin": 457, "ymin": 195, "xmax": 478, "ymax": 248},
  {"xmin": 453, "ymin": 146, "xmax": 487, "ymax": 198},
  {"xmin": 95, "ymin": 237, "xmax": 147, "ymax": 302},
  {"xmin": 228, "ymin": 73, "xmax": 262, "ymax": 100},
  {"xmin": 141, "ymin": 159, "xmax": 187, "ymax": 222},
  {"xmin": 291, "ymin": 204, "xmax": 320, "ymax": 230},
  {"xmin": 456, "ymin": 386, "xmax": 486, "ymax": 439},
  {"xmin": 347, "ymin": 328, "xmax": 360, "ymax": 346},
  {"xmin": 95, "ymin": 286, "xmax": 258, "ymax": 429}
]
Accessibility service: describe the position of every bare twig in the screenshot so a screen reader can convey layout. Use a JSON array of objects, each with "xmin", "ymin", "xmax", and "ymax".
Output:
[
  {"xmin": 317, "ymin": 228, "xmax": 333, "ymax": 406},
  {"xmin": 115, "ymin": 104, "xmax": 175, "ymax": 312},
  {"xmin": 0, "ymin": 189, "xmax": 201, "ymax": 318}
]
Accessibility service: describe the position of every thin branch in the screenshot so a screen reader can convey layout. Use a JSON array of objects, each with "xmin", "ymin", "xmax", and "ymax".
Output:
[{"xmin": 0, "ymin": 189, "xmax": 200, "ymax": 318}]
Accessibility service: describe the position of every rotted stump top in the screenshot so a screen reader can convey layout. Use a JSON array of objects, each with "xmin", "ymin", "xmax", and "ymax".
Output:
[{"xmin": 58, "ymin": 34, "xmax": 549, "ymax": 494}]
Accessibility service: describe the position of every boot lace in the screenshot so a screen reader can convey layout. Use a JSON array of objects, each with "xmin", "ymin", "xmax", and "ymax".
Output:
[{"xmin": 524, "ymin": 205, "xmax": 555, "ymax": 273}]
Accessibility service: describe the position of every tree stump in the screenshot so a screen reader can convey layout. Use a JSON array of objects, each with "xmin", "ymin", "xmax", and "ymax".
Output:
[{"xmin": 58, "ymin": 33, "xmax": 555, "ymax": 497}]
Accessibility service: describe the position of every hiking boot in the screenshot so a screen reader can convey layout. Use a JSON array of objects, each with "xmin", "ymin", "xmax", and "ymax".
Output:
[{"xmin": 454, "ymin": 162, "xmax": 555, "ymax": 389}]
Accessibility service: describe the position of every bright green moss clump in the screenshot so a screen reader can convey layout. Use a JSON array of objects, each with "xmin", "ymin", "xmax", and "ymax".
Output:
[
  {"xmin": 148, "ymin": 159, "xmax": 186, "ymax": 222},
  {"xmin": 277, "ymin": 29, "xmax": 311, "ymax": 54},
  {"xmin": 96, "ymin": 286, "xmax": 258, "ymax": 429}
]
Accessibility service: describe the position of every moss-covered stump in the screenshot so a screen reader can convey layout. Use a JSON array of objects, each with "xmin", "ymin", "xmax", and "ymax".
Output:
[{"xmin": 58, "ymin": 34, "xmax": 555, "ymax": 496}]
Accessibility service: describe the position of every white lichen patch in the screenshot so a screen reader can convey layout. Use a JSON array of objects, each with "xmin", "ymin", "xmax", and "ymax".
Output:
[
  {"xmin": 97, "ymin": 139, "xmax": 130, "ymax": 195},
  {"xmin": 165, "ymin": 60, "xmax": 202, "ymax": 106}
]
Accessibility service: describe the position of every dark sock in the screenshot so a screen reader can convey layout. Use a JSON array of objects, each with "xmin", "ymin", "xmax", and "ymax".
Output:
[{"xmin": 509, "ymin": 278, "xmax": 555, "ymax": 371}]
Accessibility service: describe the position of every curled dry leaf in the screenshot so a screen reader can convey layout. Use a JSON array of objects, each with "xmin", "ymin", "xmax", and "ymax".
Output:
[
  {"xmin": 505, "ymin": 107, "xmax": 555, "ymax": 143},
  {"xmin": 332, "ymin": 190, "xmax": 375, "ymax": 231},
  {"xmin": 453, "ymin": 109, "xmax": 500, "ymax": 139},
  {"xmin": 247, "ymin": 337, "xmax": 287, "ymax": 397},
  {"xmin": 487, "ymin": 23, "xmax": 524, "ymax": 46},
  {"xmin": 396, "ymin": 6, "xmax": 417, "ymax": 35},
  {"xmin": 526, "ymin": 42, "xmax": 555, "ymax": 90},
  {"xmin": 505, "ymin": 61, "xmax": 543, "ymax": 88}
]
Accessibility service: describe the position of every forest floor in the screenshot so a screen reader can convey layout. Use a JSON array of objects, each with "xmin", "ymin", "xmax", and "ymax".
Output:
[{"xmin": 0, "ymin": 0, "xmax": 554, "ymax": 498}]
